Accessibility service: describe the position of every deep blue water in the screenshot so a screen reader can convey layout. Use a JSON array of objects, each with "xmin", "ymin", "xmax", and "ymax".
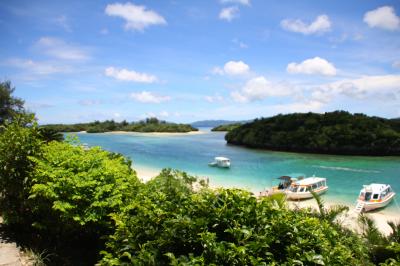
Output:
[{"xmin": 72, "ymin": 129, "xmax": 400, "ymax": 213}]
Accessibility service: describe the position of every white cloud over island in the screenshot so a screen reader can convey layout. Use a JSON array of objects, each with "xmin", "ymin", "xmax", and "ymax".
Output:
[
  {"xmin": 219, "ymin": 6, "xmax": 239, "ymax": 22},
  {"xmin": 287, "ymin": 57, "xmax": 337, "ymax": 76},
  {"xmin": 105, "ymin": 2, "xmax": 166, "ymax": 31},
  {"xmin": 213, "ymin": 60, "xmax": 250, "ymax": 76},
  {"xmin": 281, "ymin": 14, "xmax": 331, "ymax": 35},
  {"xmin": 364, "ymin": 6, "xmax": 400, "ymax": 31},
  {"xmin": 130, "ymin": 91, "xmax": 171, "ymax": 103},
  {"xmin": 231, "ymin": 76, "xmax": 293, "ymax": 103},
  {"xmin": 36, "ymin": 37, "xmax": 89, "ymax": 61},
  {"xmin": 105, "ymin": 67, "xmax": 158, "ymax": 83}
]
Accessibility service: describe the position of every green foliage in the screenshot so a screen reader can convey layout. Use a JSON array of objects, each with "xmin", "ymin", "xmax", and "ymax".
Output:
[
  {"xmin": 358, "ymin": 215, "xmax": 400, "ymax": 264},
  {"xmin": 225, "ymin": 111, "xmax": 400, "ymax": 155},
  {"xmin": 41, "ymin": 118, "xmax": 198, "ymax": 133},
  {"xmin": 0, "ymin": 80, "xmax": 25, "ymax": 125},
  {"xmin": 310, "ymin": 190, "xmax": 349, "ymax": 223},
  {"xmin": 29, "ymin": 141, "xmax": 141, "ymax": 236},
  {"xmin": 211, "ymin": 123, "xmax": 242, "ymax": 132},
  {"xmin": 0, "ymin": 114, "xmax": 42, "ymax": 225},
  {"xmin": 101, "ymin": 170, "xmax": 368, "ymax": 265}
]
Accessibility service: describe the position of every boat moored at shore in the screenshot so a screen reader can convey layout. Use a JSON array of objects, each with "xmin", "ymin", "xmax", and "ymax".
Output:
[
  {"xmin": 355, "ymin": 184, "xmax": 396, "ymax": 213},
  {"xmin": 285, "ymin": 177, "xmax": 328, "ymax": 200}
]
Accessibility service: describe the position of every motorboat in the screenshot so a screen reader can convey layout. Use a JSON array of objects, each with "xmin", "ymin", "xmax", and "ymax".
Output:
[
  {"xmin": 208, "ymin": 157, "xmax": 231, "ymax": 168},
  {"xmin": 285, "ymin": 177, "xmax": 328, "ymax": 200},
  {"xmin": 355, "ymin": 184, "xmax": 396, "ymax": 213},
  {"xmin": 259, "ymin": 176, "xmax": 297, "ymax": 197}
]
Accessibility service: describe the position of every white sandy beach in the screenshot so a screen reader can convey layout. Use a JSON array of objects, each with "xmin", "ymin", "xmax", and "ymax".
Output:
[
  {"xmin": 134, "ymin": 165, "xmax": 400, "ymax": 236},
  {"xmin": 107, "ymin": 130, "xmax": 207, "ymax": 136}
]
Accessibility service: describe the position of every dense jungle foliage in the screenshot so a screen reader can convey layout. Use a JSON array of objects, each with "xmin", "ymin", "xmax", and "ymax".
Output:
[
  {"xmin": 226, "ymin": 111, "xmax": 400, "ymax": 155},
  {"xmin": 211, "ymin": 123, "xmax": 242, "ymax": 132},
  {"xmin": 1, "ymin": 83, "xmax": 399, "ymax": 265},
  {"xmin": 42, "ymin": 117, "xmax": 198, "ymax": 133}
]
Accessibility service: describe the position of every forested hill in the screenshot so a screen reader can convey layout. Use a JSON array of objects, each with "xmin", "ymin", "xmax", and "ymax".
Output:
[
  {"xmin": 42, "ymin": 117, "xmax": 198, "ymax": 133},
  {"xmin": 225, "ymin": 111, "xmax": 400, "ymax": 156}
]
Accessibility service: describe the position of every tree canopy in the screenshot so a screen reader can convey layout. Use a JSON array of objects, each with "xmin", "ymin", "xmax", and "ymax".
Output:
[
  {"xmin": 0, "ymin": 81, "xmax": 25, "ymax": 125},
  {"xmin": 225, "ymin": 111, "xmax": 400, "ymax": 156},
  {"xmin": 42, "ymin": 117, "xmax": 198, "ymax": 133},
  {"xmin": 211, "ymin": 123, "xmax": 242, "ymax": 132}
]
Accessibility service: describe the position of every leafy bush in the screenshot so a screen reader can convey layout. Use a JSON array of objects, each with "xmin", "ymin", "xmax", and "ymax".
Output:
[
  {"xmin": 29, "ymin": 141, "xmax": 141, "ymax": 239},
  {"xmin": 0, "ymin": 114, "xmax": 42, "ymax": 225},
  {"xmin": 101, "ymin": 169, "xmax": 369, "ymax": 265}
]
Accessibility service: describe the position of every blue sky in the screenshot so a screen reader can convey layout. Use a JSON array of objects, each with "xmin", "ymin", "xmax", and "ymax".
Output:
[{"xmin": 0, "ymin": 0, "xmax": 399, "ymax": 124}]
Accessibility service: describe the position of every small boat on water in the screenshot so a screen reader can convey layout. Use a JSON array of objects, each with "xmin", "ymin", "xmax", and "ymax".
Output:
[
  {"xmin": 208, "ymin": 157, "xmax": 231, "ymax": 168},
  {"xmin": 355, "ymin": 184, "xmax": 396, "ymax": 213},
  {"xmin": 285, "ymin": 177, "xmax": 328, "ymax": 200}
]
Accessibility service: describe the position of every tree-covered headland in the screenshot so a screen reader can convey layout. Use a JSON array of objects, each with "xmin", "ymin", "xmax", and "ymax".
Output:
[
  {"xmin": 226, "ymin": 111, "xmax": 400, "ymax": 156},
  {"xmin": 211, "ymin": 122, "xmax": 242, "ymax": 132},
  {"xmin": 1, "ymin": 81, "xmax": 399, "ymax": 265},
  {"xmin": 42, "ymin": 117, "xmax": 198, "ymax": 133}
]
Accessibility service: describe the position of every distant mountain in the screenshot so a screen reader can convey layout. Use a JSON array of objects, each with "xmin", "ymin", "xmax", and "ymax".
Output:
[{"xmin": 191, "ymin": 120, "xmax": 248, "ymax": 128}]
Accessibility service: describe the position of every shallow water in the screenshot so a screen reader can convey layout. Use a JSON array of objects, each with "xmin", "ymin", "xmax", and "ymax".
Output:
[{"xmin": 73, "ymin": 129, "xmax": 400, "ymax": 213}]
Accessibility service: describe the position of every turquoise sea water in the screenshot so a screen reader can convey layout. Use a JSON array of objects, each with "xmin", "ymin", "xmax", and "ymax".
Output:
[{"xmin": 73, "ymin": 129, "xmax": 400, "ymax": 213}]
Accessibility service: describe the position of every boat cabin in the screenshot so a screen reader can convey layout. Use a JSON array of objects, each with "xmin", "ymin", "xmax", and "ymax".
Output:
[
  {"xmin": 209, "ymin": 157, "xmax": 231, "ymax": 168},
  {"xmin": 288, "ymin": 177, "xmax": 327, "ymax": 193},
  {"xmin": 359, "ymin": 184, "xmax": 393, "ymax": 202}
]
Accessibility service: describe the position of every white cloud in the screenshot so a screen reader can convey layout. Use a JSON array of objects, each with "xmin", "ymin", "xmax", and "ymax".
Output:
[
  {"xmin": 219, "ymin": 6, "xmax": 239, "ymax": 22},
  {"xmin": 364, "ymin": 6, "xmax": 400, "ymax": 31},
  {"xmin": 224, "ymin": 60, "xmax": 250, "ymax": 75},
  {"xmin": 78, "ymin": 99, "xmax": 102, "ymax": 106},
  {"xmin": 232, "ymin": 38, "xmax": 248, "ymax": 48},
  {"xmin": 105, "ymin": 67, "xmax": 157, "ymax": 83},
  {"xmin": 6, "ymin": 58, "xmax": 71, "ymax": 75},
  {"xmin": 54, "ymin": 15, "xmax": 71, "ymax": 32},
  {"xmin": 159, "ymin": 111, "xmax": 169, "ymax": 117},
  {"xmin": 393, "ymin": 61, "xmax": 400, "ymax": 69},
  {"xmin": 105, "ymin": 2, "xmax": 166, "ymax": 31},
  {"xmin": 231, "ymin": 76, "xmax": 293, "ymax": 103},
  {"xmin": 220, "ymin": 0, "xmax": 250, "ymax": 6},
  {"xmin": 130, "ymin": 91, "xmax": 171, "ymax": 103},
  {"xmin": 281, "ymin": 14, "xmax": 331, "ymax": 35},
  {"xmin": 313, "ymin": 75, "xmax": 400, "ymax": 101},
  {"xmin": 36, "ymin": 37, "xmax": 89, "ymax": 61},
  {"xmin": 212, "ymin": 60, "xmax": 250, "ymax": 76},
  {"xmin": 205, "ymin": 94, "xmax": 224, "ymax": 103},
  {"xmin": 287, "ymin": 57, "xmax": 337, "ymax": 76}
]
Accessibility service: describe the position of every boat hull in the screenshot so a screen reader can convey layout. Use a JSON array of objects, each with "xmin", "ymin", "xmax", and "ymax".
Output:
[
  {"xmin": 359, "ymin": 192, "xmax": 396, "ymax": 212},
  {"xmin": 286, "ymin": 186, "xmax": 328, "ymax": 200}
]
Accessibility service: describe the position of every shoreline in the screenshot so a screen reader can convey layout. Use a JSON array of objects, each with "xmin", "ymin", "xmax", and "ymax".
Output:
[
  {"xmin": 134, "ymin": 164, "xmax": 400, "ymax": 235},
  {"xmin": 75, "ymin": 130, "xmax": 207, "ymax": 136}
]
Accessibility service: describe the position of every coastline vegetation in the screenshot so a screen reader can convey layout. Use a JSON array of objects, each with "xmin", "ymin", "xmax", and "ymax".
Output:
[
  {"xmin": 211, "ymin": 123, "xmax": 242, "ymax": 132},
  {"xmin": 1, "ymin": 82, "xmax": 400, "ymax": 265},
  {"xmin": 226, "ymin": 111, "xmax": 400, "ymax": 156},
  {"xmin": 42, "ymin": 117, "xmax": 198, "ymax": 133}
]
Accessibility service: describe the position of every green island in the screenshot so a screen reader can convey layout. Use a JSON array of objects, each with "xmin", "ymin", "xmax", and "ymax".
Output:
[
  {"xmin": 211, "ymin": 122, "xmax": 242, "ymax": 132},
  {"xmin": 42, "ymin": 117, "xmax": 198, "ymax": 133},
  {"xmin": 226, "ymin": 111, "xmax": 400, "ymax": 156},
  {"xmin": 1, "ymin": 82, "xmax": 400, "ymax": 265}
]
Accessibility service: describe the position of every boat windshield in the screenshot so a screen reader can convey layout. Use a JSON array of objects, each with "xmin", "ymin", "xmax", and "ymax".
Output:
[{"xmin": 365, "ymin": 192, "xmax": 372, "ymax": 201}]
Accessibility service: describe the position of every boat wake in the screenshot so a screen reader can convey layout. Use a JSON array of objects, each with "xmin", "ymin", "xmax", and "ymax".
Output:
[{"xmin": 312, "ymin": 165, "xmax": 380, "ymax": 173}]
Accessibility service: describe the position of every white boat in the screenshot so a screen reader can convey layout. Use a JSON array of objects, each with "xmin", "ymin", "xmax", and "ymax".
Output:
[
  {"xmin": 259, "ymin": 176, "xmax": 297, "ymax": 197},
  {"xmin": 355, "ymin": 184, "xmax": 396, "ymax": 213},
  {"xmin": 208, "ymin": 157, "xmax": 231, "ymax": 168},
  {"xmin": 285, "ymin": 177, "xmax": 328, "ymax": 200}
]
